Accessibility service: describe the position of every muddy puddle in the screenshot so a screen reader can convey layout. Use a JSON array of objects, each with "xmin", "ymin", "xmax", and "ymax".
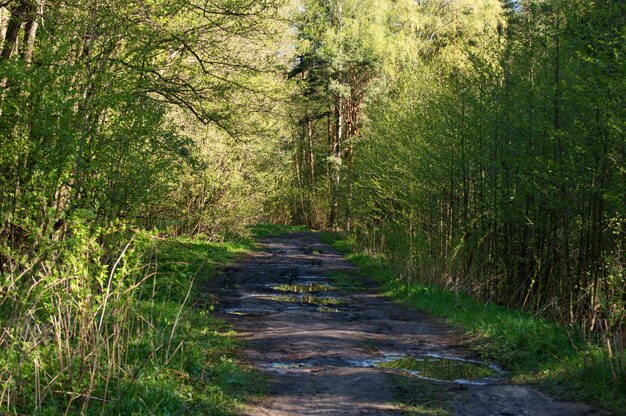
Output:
[
  {"xmin": 223, "ymin": 308, "xmax": 275, "ymax": 316},
  {"xmin": 261, "ymin": 362, "xmax": 314, "ymax": 373},
  {"xmin": 293, "ymin": 275, "xmax": 328, "ymax": 280},
  {"xmin": 262, "ymin": 354, "xmax": 503, "ymax": 385},
  {"xmin": 260, "ymin": 293, "xmax": 345, "ymax": 306},
  {"xmin": 376, "ymin": 356, "xmax": 503, "ymax": 384},
  {"xmin": 269, "ymin": 283, "xmax": 336, "ymax": 293}
]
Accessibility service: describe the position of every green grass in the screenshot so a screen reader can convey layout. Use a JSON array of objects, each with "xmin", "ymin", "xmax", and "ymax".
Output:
[
  {"xmin": 4, "ymin": 233, "xmax": 262, "ymax": 415},
  {"xmin": 112, "ymin": 237, "xmax": 264, "ymax": 415},
  {"xmin": 321, "ymin": 232, "xmax": 625, "ymax": 415}
]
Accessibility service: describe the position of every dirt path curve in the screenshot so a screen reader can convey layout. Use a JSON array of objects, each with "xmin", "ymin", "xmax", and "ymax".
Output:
[{"xmin": 207, "ymin": 232, "xmax": 605, "ymax": 416}]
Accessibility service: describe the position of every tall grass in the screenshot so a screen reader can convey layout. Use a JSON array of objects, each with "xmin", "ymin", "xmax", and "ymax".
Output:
[{"xmin": 0, "ymin": 218, "xmax": 260, "ymax": 414}]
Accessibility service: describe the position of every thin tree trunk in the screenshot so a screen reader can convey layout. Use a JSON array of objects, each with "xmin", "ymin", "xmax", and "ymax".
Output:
[
  {"xmin": 20, "ymin": 14, "xmax": 38, "ymax": 63},
  {"xmin": 0, "ymin": 7, "xmax": 9, "ymax": 48},
  {"xmin": 329, "ymin": 96, "xmax": 343, "ymax": 229}
]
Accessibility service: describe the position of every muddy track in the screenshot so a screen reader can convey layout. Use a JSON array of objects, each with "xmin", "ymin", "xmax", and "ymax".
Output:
[{"xmin": 207, "ymin": 232, "xmax": 605, "ymax": 416}]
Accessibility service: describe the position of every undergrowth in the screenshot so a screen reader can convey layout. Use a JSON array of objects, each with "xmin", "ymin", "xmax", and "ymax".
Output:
[
  {"xmin": 321, "ymin": 232, "xmax": 626, "ymax": 415},
  {"xmin": 0, "ymin": 221, "xmax": 262, "ymax": 415}
]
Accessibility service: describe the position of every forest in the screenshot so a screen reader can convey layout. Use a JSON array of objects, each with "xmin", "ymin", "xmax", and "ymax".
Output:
[{"xmin": 0, "ymin": 0, "xmax": 624, "ymax": 414}]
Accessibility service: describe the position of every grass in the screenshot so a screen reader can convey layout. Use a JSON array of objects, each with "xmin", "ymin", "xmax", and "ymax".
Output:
[
  {"xmin": 10, "ymin": 235, "xmax": 262, "ymax": 415},
  {"xmin": 321, "ymin": 231, "xmax": 626, "ymax": 415},
  {"xmin": 113, "ymin": 236, "xmax": 264, "ymax": 415},
  {"xmin": 328, "ymin": 271, "xmax": 364, "ymax": 291}
]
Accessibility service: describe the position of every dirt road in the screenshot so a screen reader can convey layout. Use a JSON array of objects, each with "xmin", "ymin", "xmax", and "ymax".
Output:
[{"xmin": 208, "ymin": 232, "xmax": 605, "ymax": 416}]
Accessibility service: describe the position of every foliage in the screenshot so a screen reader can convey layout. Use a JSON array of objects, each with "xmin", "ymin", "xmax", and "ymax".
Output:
[
  {"xmin": 1, "ymin": 0, "xmax": 624, "ymax": 412},
  {"xmin": 0, "ymin": 1, "xmax": 285, "ymax": 411},
  {"xmin": 251, "ymin": 223, "xmax": 310, "ymax": 238}
]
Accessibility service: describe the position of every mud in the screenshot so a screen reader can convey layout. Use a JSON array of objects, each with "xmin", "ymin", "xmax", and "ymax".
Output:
[{"xmin": 207, "ymin": 232, "xmax": 607, "ymax": 415}]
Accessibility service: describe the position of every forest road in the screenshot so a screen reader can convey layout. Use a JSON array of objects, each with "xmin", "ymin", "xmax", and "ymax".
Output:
[{"xmin": 206, "ymin": 232, "xmax": 607, "ymax": 416}]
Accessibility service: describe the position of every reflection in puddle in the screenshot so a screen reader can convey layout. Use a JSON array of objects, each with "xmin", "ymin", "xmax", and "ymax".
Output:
[
  {"xmin": 283, "ymin": 305, "xmax": 347, "ymax": 313},
  {"xmin": 223, "ymin": 308, "xmax": 275, "ymax": 316},
  {"xmin": 346, "ymin": 354, "xmax": 503, "ymax": 384},
  {"xmin": 377, "ymin": 356, "xmax": 502, "ymax": 383},
  {"xmin": 261, "ymin": 362, "xmax": 313, "ymax": 372},
  {"xmin": 346, "ymin": 354, "xmax": 407, "ymax": 368},
  {"xmin": 270, "ymin": 283, "xmax": 336, "ymax": 293},
  {"xmin": 258, "ymin": 354, "xmax": 504, "ymax": 385},
  {"xmin": 261, "ymin": 294, "xmax": 345, "ymax": 306}
]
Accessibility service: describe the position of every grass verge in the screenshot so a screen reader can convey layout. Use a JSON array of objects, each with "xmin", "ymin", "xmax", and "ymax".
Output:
[
  {"xmin": 321, "ymin": 232, "xmax": 625, "ymax": 415},
  {"xmin": 113, "ymin": 236, "xmax": 264, "ymax": 415},
  {"xmin": 0, "ymin": 221, "xmax": 264, "ymax": 415}
]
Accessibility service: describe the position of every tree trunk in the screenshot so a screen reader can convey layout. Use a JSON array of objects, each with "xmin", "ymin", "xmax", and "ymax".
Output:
[
  {"xmin": 0, "ymin": 7, "xmax": 9, "ymax": 48},
  {"xmin": 329, "ymin": 96, "xmax": 343, "ymax": 229},
  {"xmin": 20, "ymin": 12, "xmax": 39, "ymax": 63},
  {"xmin": 1, "ymin": 2, "xmax": 29, "ymax": 61}
]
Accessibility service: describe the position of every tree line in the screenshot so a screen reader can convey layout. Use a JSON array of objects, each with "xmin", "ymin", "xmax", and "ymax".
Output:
[
  {"xmin": 286, "ymin": 0, "xmax": 624, "ymax": 387},
  {"xmin": 0, "ymin": 0, "xmax": 291, "ymax": 412}
]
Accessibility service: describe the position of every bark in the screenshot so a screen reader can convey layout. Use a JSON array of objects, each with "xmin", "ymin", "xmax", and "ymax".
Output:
[
  {"xmin": 0, "ymin": 7, "xmax": 9, "ymax": 48},
  {"xmin": 20, "ymin": 12, "xmax": 38, "ymax": 63},
  {"xmin": 329, "ymin": 96, "xmax": 343, "ymax": 229},
  {"xmin": 1, "ymin": 2, "xmax": 28, "ymax": 60}
]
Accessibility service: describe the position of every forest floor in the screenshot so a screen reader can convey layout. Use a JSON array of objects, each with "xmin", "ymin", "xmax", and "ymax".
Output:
[{"xmin": 206, "ymin": 231, "xmax": 608, "ymax": 416}]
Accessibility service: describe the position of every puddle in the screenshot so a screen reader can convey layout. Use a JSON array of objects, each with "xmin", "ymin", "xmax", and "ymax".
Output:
[
  {"xmin": 270, "ymin": 283, "xmax": 336, "ymax": 293},
  {"xmin": 377, "ymin": 356, "xmax": 502, "ymax": 383},
  {"xmin": 223, "ymin": 308, "xmax": 275, "ymax": 316},
  {"xmin": 345, "ymin": 354, "xmax": 503, "ymax": 384},
  {"xmin": 316, "ymin": 306, "xmax": 348, "ymax": 313},
  {"xmin": 262, "ymin": 362, "xmax": 313, "ymax": 370},
  {"xmin": 260, "ymin": 294, "xmax": 345, "ymax": 306},
  {"xmin": 260, "ymin": 361, "xmax": 315, "ymax": 374},
  {"xmin": 346, "ymin": 354, "xmax": 407, "ymax": 368}
]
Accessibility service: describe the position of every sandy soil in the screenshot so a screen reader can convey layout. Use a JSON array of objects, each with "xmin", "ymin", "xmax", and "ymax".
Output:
[{"xmin": 206, "ymin": 232, "xmax": 607, "ymax": 416}]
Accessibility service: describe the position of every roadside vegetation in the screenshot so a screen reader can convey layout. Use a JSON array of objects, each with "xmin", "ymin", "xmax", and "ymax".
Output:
[
  {"xmin": 0, "ymin": 228, "xmax": 265, "ymax": 415},
  {"xmin": 322, "ymin": 232, "xmax": 625, "ymax": 415}
]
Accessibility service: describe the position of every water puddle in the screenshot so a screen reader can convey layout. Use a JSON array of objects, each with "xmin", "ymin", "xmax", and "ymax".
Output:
[
  {"xmin": 261, "ymin": 362, "xmax": 314, "ymax": 374},
  {"xmin": 377, "ymin": 356, "xmax": 503, "ymax": 384},
  {"xmin": 316, "ymin": 306, "xmax": 348, "ymax": 313},
  {"xmin": 346, "ymin": 354, "xmax": 407, "ymax": 368},
  {"xmin": 345, "ymin": 353, "xmax": 503, "ymax": 384},
  {"xmin": 281, "ymin": 305, "xmax": 348, "ymax": 313},
  {"xmin": 259, "ymin": 293, "xmax": 344, "ymax": 306},
  {"xmin": 223, "ymin": 308, "xmax": 275, "ymax": 316},
  {"xmin": 270, "ymin": 283, "xmax": 336, "ymax": 293}
]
